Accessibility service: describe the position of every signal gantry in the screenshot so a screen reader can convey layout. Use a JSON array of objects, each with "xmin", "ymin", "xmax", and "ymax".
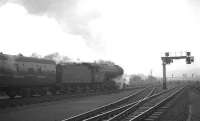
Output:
[{"xmin": 161, "ymin": 52, "xmax": 194, "ymax": 89}]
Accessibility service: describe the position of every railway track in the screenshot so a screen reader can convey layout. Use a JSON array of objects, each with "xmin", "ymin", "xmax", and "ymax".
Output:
[
  {"xmin": 100, "ymin": 87, "xmax": 183, "ymax": 121},
  {"xmin": 62, "ymin": 86, "xmax": 182, "ymax": 121},
  {"xmin": 0, "ymin": 87, "xmax": 144, "ymax": 109},
  {"xmin": 109, "ymin": 87, "xmax": 183, "ymax": 121},
  {"xmin": 128, "ymin": 88, "xmax": 185, "ymax": 121},
  {"xmin": 62, "ymin": 86, "xmax": 163, "ymax": 121}
]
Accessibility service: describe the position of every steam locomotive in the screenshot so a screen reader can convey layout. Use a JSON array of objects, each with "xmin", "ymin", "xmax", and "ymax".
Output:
[{"xmin": 0, "ymin": 53, "xmax": 124, "ymax": 98}]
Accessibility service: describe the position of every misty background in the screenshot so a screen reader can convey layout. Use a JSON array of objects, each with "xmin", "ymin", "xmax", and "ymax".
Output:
[{"xmin": 0, "ymin": 0, "xmax": 200, "ymax": 77}]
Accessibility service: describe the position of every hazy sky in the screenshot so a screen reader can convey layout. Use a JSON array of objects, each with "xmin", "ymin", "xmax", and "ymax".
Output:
[{"xmin": 0, "ymin": 0, "xmax": 200, "ymax": 76}]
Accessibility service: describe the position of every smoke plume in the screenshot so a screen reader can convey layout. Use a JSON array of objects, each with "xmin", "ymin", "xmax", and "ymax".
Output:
[{"xmin": 0, "ymin": 0, "xmax": 102, "ymax": 51}]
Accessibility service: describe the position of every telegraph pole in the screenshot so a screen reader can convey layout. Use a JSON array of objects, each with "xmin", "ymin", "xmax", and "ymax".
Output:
[{"xmin": 161, "ymin": 52, "xmax": 194, "ymax": 89}]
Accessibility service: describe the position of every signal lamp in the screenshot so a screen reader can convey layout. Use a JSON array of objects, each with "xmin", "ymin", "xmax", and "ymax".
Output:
[
  {"xmin": 165, "ymin": 52, "xmax": 169, "ymax": 57},
  {"xmin": 186, "ymin": 52, "xmax": 191, "ymax": 56}
]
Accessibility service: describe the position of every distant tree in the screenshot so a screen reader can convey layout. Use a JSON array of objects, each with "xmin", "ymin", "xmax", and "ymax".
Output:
[
  {"xmin": 129, "ymin": 74, "xmax": 144, "ymax": 85},
  {"xmin": 44, "ymin": 52, "xmax": 71, "ymax": 63},
  {"xmin": 60, "ymin": 56, "xmax": 71, "ymax": 63},
  {"xmin": 18, "ymin": 53, "xmax": 23, "ymax": 56},
  {"xmin": 44, "ymin": 52, "xmax": 61, "ymax": 61},
  {"xmin": 130, "ymin": 75, "xmax": 143, "ymax": 82},
  {"xmin": 30, "ymin": 53, "xmax": 41, "ymax": 58},
  {"xmin": 145, "ymin": 75, "xmax": 158, "ymax": 81},
  {"xmin": 137, "ymin": 74, "xmax": 146, "ymax": 80}
]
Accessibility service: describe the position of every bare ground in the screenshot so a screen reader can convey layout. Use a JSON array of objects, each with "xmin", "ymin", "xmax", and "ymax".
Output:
[
  {"xmin": 0, "ymin": 89, "xmax": 142, "ymax": 121},
  {"xmin": 187, "ymin": 89, "xmax": 200, "ymax": 121}
]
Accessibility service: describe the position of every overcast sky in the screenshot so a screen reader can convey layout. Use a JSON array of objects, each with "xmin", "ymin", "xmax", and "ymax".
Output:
[{"xmin": 0, "ymin": 0, "xmax": 200, "ymax": 76}]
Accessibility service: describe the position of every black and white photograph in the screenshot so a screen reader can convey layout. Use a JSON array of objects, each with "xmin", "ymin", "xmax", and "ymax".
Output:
[{"xmin": 0, "ymin": 0, "xmax": 200, "ymax": 121}]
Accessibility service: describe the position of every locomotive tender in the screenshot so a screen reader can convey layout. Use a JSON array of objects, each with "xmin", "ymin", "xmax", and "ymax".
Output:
[{"xmin": 0, "ymin": 53, "xmax": 124, "ymax": 98}]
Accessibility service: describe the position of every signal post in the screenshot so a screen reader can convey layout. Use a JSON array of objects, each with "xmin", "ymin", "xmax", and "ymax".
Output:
[{"xmin": 161, "ymin": 52, "xmax": 194, "ymax": 89}]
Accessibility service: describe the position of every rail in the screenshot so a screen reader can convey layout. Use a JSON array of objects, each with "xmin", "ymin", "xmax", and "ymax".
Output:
[{"xmin": 62, "ymin": 87, "xmax": 148, "ymax": 121}]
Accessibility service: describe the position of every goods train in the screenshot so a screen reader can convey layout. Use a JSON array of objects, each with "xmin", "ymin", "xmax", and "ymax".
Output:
[{"xmin": 0, "ymin": 53, "xmax": 124, "ymax": 98}]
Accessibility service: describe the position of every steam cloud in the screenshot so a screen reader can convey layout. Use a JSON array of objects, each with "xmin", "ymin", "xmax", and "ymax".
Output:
[
  {"xmin": 189, "ymin": 0, "xmax": 200, "ymax": 17},
  {"xmin": 0, "ymin": 0, "xmax": 102, "ymax": 51}
]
